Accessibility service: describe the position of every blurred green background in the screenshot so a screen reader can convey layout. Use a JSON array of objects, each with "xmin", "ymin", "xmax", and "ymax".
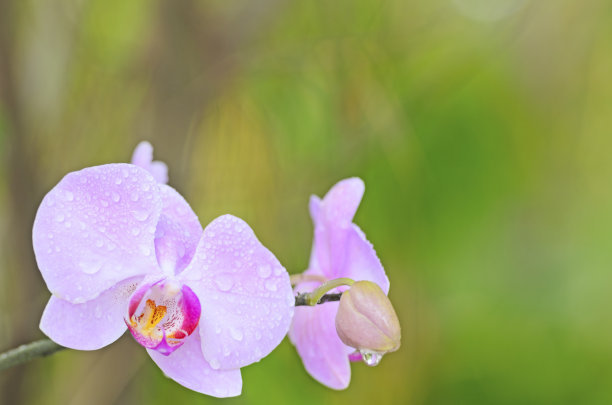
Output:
[{"xmin": 1, "ymin": 0, "xmax": 611, "ymax": 403}]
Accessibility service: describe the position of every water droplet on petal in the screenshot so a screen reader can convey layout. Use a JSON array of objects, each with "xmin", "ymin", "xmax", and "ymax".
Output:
[
  {"xmin": 131, "ymin": 227, "xmax": 141, "ymax": 236},
  {"xmin": 132, "ymin": 210, "xmax": 150, "ymax": 221},
  {"xmin": 54, "ymin": 213, "xmax": 65, "ymax": 222},
  {"xmin": 130, "ymin": 192, "xmax": 139, "ymax": 202},
  {"xmin": 64, "ymin": 191, "xmax": 74, "ymax": 201},
  {"xmin": 209, "ymin": 358, "xmax": 220, "ymax": 370},
  {"xmin": 214, "ymin": 275, "xmax": 234, "ymax": 292},
  {"xmin": 79, "ymin": 259, "xmax": 103, "ymax": 275},
  {"xmin": 111, "ymin": 192, "xmax": 120, "ymax": 202},
  {"xmin": 94, "ymin": 305, "xmax": 102, "ymax": 319},
  {"xmin": 257, "ymin": 265, "xmax": 271, "ymax": 278},
  {"xmin": 265, "ymin": 279, "xmax": 277, "ymax": 292},
  {"xmin": 229, "ymin": 327, "xmax": 243, "ymax": 341}
]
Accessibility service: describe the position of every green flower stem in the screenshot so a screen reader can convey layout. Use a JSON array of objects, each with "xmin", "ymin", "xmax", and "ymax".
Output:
[
  {"xmin": 0, "ymin": 339, "xmax": 64, "ymax": 372},
  {"xmin": 303, "ymin": 277, "xmax": 355, "ymax": 306}
]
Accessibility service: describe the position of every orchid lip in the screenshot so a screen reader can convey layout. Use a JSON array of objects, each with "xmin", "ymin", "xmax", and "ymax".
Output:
[{"xmin": 126, "ymin": 277, "xmax": 201, "ymax": 355}]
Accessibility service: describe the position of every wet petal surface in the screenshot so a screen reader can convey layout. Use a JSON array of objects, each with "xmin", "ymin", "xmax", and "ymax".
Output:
[
  {"xmin": 181, "ymin": 215, "xmax": 294, "ymax": 370},
  {"xmin": 40, "ymin": 277, "xmax": 143, "ymax": 350},
  {"xmin": 154, "ymin": 185, "xmax": 202, "ymax": 275},
  {"xmin": 289, "ymin": 301, "xmax": 352, "ymax": 390},
  {"xmin": 33, "ymin": 164, "xmax": 162, "ymax": 303},
  {"xmin": 148, "ymin": 331, "xmax": 242, "ymax": 397}
]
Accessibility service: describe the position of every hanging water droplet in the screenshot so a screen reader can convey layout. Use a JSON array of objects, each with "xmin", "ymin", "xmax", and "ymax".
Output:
[{"xmin": 360, "ymin": 350, "xmax": 383, "ymax": 367}]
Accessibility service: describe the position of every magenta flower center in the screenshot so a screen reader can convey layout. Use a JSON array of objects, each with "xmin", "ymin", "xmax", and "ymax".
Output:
[{"xmin": 126, "ymin": 278, "xmax": 201, "ymax": 355}]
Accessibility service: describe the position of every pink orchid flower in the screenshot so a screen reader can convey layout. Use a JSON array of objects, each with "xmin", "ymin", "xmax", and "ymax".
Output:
[
  {"xmin": 289, "ymin": 178, "xmax": 390, "ymax": 390},
  {"xmin": 33, "ymin": 149, "xmax": 294, "ymax": 397}
]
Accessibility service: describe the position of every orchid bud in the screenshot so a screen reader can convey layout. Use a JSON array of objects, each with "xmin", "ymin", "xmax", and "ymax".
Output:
[{"xmin": 335, "ymin": 281, "xmax": 400, "ymax": 365}]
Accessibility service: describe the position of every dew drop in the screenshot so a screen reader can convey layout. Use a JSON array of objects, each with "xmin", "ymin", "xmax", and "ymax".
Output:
[
  {"xmin": 111, "ymin": 192, "xmax": 120, "ymax": 202},
  {"xmin": 257, "ymin": 265, "xmax": 271, "ymax": 279},
  {"xmin": 100, "ymin": 200, "xmax": 109, "ymax": 207},
  {"xmin": 64, "ymin": 191, "xmax": 74, "ymax": 201},
  {"xmin": 131, "ymin": 227, "xmax": 141, "ymax": 236},
  {"xmin": 132, "ymin": 210, "xmax": 150, "ymax": 221},
  {"xmin": 229, "ymin": 327, "xmax": 243, "ymax": 341},
  {"xmin": 214, "ymin": 275, "xmax": 234, "ymax": 292},
  {"xmin": 139, "ymin": 245, "xmax": 151, "ymax": 256},
  {"xmin": 94, "ymin": 305, "xmax": 103, "ymax": 319},
  {"xmin": 79, "ymin": 259, "xmax": 103, "ymax": 275},
  {"xmin": 360, "ymin": 350, "xmax": 383, "ymax": 367},
  {"xmin": 264, "ymin": 279, "xmax": 277, "ymax": 292},
  {"xmin": 54, "ymin": 213, "xmax": 65, "ymax": 222},
  {"xmin": 209, "ymin": 358, "xmax": 220, "ymax": 370},
  {"xmin": 115, "ymin": 178, "xmax": 123, "ymax": 185}
]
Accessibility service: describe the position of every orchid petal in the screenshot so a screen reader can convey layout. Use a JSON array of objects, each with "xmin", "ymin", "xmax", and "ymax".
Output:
[
  {"xmin": 310, "ymin": 178, "xmax": 365, "ymax": 278},
  {"xmin": 40, "ymin": 277, "xmax": 143, "ymax": 350},
  {"xmin": 131, "ymin": 141, "xmax": 168, "ymax": 184},
  {"xmin": 181, "ymin": 215, "xmax": 294, "ymax": 370},
  {"xmin": 33, "ymin": 164, "xmax": 162, "ymax": 303},
  {"xmin": 289, "ymin": 300, "xmax": 352, "ymax": 390},
  {"xmin": 154, "ymin": 185, "xmax": 203, "ymax": 275},
  {"xmin": 320, "ymin": 177, "xmax": 364, "ymax": 226},
  {"xmin": 341, "ymin": 224, "xmax": 389, "ymax": 294},
  {"xmin": 148, "ymin": 331, "xmax": 242, "ymax": 397}
]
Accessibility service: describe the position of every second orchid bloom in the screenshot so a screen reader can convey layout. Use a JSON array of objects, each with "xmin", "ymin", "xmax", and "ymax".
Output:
[
  {"xmin": 33, "ymin": 144, "xmax": 294, "ymax": 397},
  {"xmin": 289, "ymin": 178, "xmax": 400, "ymax": 390}
]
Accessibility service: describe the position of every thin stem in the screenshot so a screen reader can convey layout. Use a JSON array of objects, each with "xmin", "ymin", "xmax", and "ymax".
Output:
[
  {"xmin": 295, "ymin": 292, "xmax": 342, "ymax": 306},
  {"xmin": 303, "ymin": 278, "xmax": 354, "ymax": 306},
  {"xmin": 0, "ymin": 339, "xmax": 64, "ymax": 372}
]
